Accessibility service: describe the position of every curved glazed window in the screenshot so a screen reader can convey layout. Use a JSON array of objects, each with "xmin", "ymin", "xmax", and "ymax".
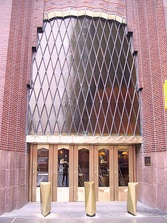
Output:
[{"xmin": 28, "ymin": 16, "xmax": 140, "ymax": 136}]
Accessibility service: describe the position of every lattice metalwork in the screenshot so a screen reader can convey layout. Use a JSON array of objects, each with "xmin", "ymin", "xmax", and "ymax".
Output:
[{"xmin": 28, "ymin": 16, "xmax": 140, "ymax": 136}]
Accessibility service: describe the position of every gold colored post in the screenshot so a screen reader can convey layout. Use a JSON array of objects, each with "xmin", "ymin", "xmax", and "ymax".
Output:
[
  {"xmin": 127, "ymin": 182, "xmax": 139, "ymax": 215},
  {"xmin": 40, "ymin": 182, "xmax": 51, "ymax": 217},
  {"xmin": 84, "ymin": 181, "xmax": 96, "ymax": 217}
]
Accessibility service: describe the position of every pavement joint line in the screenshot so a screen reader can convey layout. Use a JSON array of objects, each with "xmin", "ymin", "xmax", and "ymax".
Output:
[{"xmin": 11, "ymin": 217, "xmax": 16, "ymax": 223}]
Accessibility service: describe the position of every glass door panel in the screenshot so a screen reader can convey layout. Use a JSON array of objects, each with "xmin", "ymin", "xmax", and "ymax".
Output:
[
  {"xmin": 118, "ymin": 149, "xmax": 129, "ymax": 186},
  {"xmin": 98, "ymin": 148, "xmax": 109, "ymax": 187},
  {"xmin": 36, "ymin": 147, "xmax": 49, "ymax": 201},
  {"xmin": 97, "ymin": 146, "xmax": 111, "ymax": 201},
  {"xmin": 57, "ymin": 147, "xmax": 69, "ymax": 201},
  {"xmin": 77, "ymin": 148, "xmax": 90, "ymax": 201},
  {"xmin": 37, "ymin": 148, "xmax": 49, "ymax": 186},
  {"xmin": 74, "ymin": 146, "xmax": 92, "ymax": 201},
  {"xmin": 78, "ymin": 148, "xmax": 89, "ymax": 187},
  {"xmin": 114, "ymin": 146, "xmax": 133, "ymax": 201}
]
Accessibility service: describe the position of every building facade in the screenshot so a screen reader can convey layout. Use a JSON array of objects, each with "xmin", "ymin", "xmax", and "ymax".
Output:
[{"xmin": 0, "ymin": 0, "xmax": 167, "ymax": 214}]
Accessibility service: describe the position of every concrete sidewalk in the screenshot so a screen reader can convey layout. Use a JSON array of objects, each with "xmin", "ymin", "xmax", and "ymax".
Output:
[{"xmin": 1, "ymin": 201, "xmax": 167, "ymax": 223}]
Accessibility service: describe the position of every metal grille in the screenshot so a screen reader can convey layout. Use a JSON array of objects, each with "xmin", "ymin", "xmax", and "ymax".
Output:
[{"xmin": 28, "ymin": 17, "xmax": 140, "ymax": 136}]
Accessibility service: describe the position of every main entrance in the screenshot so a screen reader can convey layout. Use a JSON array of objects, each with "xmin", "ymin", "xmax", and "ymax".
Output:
[{"xmin": 29, "ymin": 144, "xmax": 136, "ymax": 202}]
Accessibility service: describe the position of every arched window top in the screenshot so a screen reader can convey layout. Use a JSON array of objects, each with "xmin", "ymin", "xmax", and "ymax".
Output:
[{"xmin": 44, "ymin": 10, "xmax": 126, "ymax": 24}]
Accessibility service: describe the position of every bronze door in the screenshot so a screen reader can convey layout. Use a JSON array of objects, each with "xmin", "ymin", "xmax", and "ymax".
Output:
[{"xmin": 29, "ymin": 144, "xmax": 135, "ymax": 202}]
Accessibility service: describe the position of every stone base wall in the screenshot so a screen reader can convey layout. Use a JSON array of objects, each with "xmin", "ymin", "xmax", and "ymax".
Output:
[
  {"xmin": 137, "ymin": 148, "xmax": 167, "ymax": 211},
  {"xmin": 0, "ymin": 150, "xmax": 29, "ymax": 214}
]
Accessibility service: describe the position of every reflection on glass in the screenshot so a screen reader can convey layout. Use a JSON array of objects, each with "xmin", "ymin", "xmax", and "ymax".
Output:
[
  {"xmin": 78, "ymin": 149, "xmax": 89, "ymax": 187},
  {"xmin": 98, "ymin": 149, "xmax": 109, "ymax": 187},
  {"xmin": 28, "ymin": 17, "xmax": 140, "ymax": 136},
  {"xmin": 37, "ymin": 148, "xmax": 48, "ymax": 186},
  {"xmin": 118, "ymin": 149, "xmax": 129, "ymax": 186},
  {"xmin": 58, "ymin": 148, "xmax": 69, "ymax": 187}
]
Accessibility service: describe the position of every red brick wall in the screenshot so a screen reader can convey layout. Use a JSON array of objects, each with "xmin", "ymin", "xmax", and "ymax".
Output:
[
  {"xmin": 0, "ymin": 1, "xmax": 12, "ymax": 146},
  {"xmin": 0, "ymin": 0, "xmax": 44, "ymax": 214},
  {"xmin": 126, "ymin": 0, "xmax": 167, "ymax": 210},
  {"xmin": 0, "ymin": 0, "xmax": 44, "ymax": 151},
  {"xmin": 127, "ymin": 0, "xmax": 167, "ymax": 152},
  {"xmin": 32, "ymin": 0, "xmax": 44, "ymax": 49},
  {"xmin": 126, "ymin": 0, "xmax": 167, "ymax": 153},
  {"xmin": 1, "ymin": 0, "xmax": 32, "ymax": 152}
]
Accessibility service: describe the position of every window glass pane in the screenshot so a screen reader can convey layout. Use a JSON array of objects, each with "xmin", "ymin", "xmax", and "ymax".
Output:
[
  {"xmin": 58, "ymin": 149, "xmax": 69, "ymax": 187},
  {"xmin": 37, "ymin": 148, "xmax": 48, "ymax": 186},
  {"xmin": 118, "ymin": 149, "xmax": 129, "ymax": 186},
  {"xmin": 28, "ymin": 17, "xmax": 140, "ymax": 136},
  {"xmin": 78, "ymin": 149, "xmax": 89, "ymax": 187},
  {"xmin": 98, "ymin": 149, "xmax": 109, "ymax": 187}
]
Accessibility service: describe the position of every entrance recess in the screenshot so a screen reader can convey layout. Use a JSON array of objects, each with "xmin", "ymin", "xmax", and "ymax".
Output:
[{"xmin": 29, "ymin": 144, "xmax": 136, "ymax": 202}]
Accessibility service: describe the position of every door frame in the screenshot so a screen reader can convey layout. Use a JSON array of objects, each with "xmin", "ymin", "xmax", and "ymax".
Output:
[
  {"xmin": 73, "ymin": 145, "xmax": 94, "ymax": 201},
  {"xmin": 29, "ymin": 144, "xmax": 136, "ymax": 202},
  {"xmin": 95, "ymin": 145, "xmax": 115, "ymax": 201},
  {"xmin": 52, "ymin": 145, "xmax": 74, "ymax": 202},
  {"xmin": 113, "ymin": 145, "xmax": 136, "ymax": 201},
  {"xmin": 29, "ymin": 144, "xmax": 50, "ymax": 202}
]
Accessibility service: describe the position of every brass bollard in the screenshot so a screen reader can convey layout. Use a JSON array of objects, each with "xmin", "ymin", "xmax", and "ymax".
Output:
[
  {"xmin": 40, "ymin": 182, "xmax": 51, "ymax": 217},
  {"xmin": 127, "ymin": 182, "xmax": 139, "ymax": 216},
  {"xmin": 84, "ymin": 182, "xmax": 96, "ymax": 217}
]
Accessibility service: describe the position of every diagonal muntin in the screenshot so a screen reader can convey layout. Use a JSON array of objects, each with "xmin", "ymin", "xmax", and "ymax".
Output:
[{"xmin": 29, "ymin": 16, "xmax": 139, "ymax": 136}]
